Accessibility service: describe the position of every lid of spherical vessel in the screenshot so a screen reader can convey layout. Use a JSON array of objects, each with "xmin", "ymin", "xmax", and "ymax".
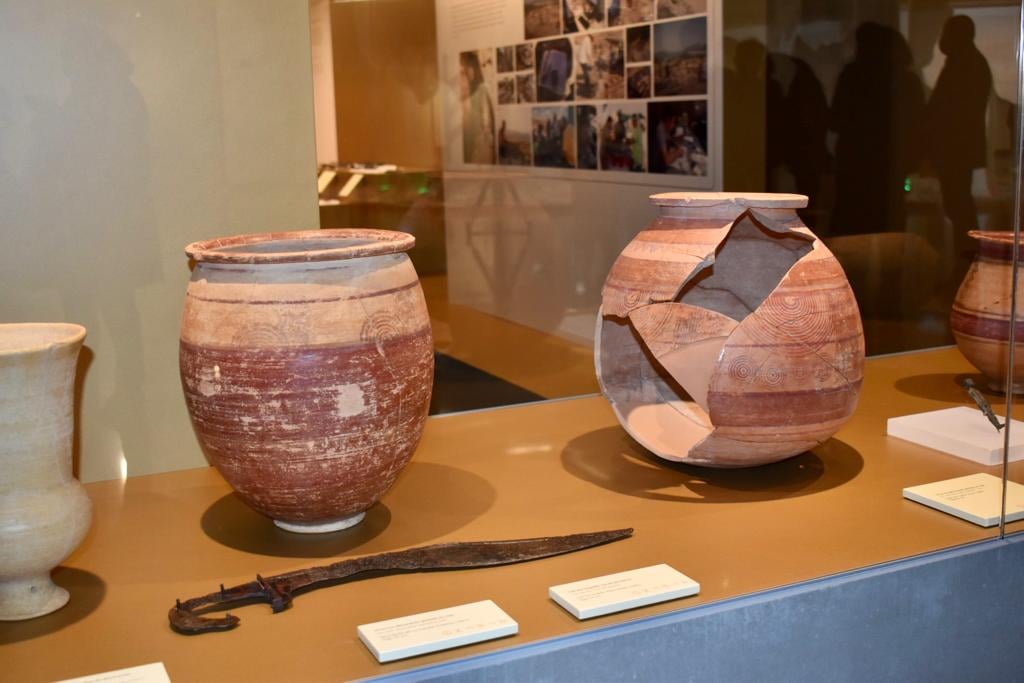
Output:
[{"xmin": 650, "ymin": 192, "xmax": 808, "ymax": 209}]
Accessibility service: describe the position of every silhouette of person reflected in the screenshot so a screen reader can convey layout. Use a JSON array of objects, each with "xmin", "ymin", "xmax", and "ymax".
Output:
[
  {"xmin": 925, "ymin": 15, "xmax": 992, "ymax": 247},
  {"xmin": 724, "ymin": 39, "xmax": 766, "ymax": 192},
  {"xmin": 764, "ymin": 50, "xmax": 785, "ymax": 185},
  {"xmin": 830, "ymin": 23, "xmax": 925, "ymax": 235},
  {"xmin": 771, "ymin": 54, "xmax": 829, "ymax": 214}
]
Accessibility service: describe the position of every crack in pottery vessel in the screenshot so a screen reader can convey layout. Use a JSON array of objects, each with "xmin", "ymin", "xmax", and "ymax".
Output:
[
  {"xmin": 180, "ymin": 229, "xmax": 434, "ymax": 532},
  {"xmin": 596, "ymin": 193, "xmax": 865, "ymax": 468}
]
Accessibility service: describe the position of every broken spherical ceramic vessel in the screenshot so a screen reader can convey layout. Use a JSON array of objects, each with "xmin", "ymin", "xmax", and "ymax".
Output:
[
  {"xmin": 180, "ymin": 230, "xmax": 433, "ymax": 533},
  {"xmin": 596, "ymin": 193, "xmax": 865, "ymax": 467},
  {"xmin": 951, "ymin": 230, "xmax": 1024, "ymax": 392},
  {"xmin": 0, "ymin": 323, "xmax": 92, "ymax": 620}
]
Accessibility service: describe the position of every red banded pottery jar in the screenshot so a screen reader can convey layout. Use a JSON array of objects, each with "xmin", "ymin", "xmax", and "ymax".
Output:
[
  {"xmin": 180, "ymin": 230, "xmax": 433, "ymax": 533},
  {"xmin": 951, "ymin": 231, "xmax": 1024, "ymax": 392},
  {"xmin": 596, "ymin": 192, "xmax": 865, "ymax": 467}
]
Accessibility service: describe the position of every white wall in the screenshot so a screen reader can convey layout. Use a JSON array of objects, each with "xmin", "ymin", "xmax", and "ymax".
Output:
[{"xmin": 0, "ymin": 1, "xmax": 320, "ymax": 482}]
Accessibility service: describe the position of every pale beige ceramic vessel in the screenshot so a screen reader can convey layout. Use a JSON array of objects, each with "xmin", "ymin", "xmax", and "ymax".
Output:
[{"xmin": 0, "ymin": 323, "xmax": 92, "ymax": 620}]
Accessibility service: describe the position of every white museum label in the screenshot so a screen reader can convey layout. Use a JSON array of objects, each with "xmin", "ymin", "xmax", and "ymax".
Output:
[
  {"xmin": 56, "ymin": 662, "xmax": 171, "ymax": 683},
  {"xmin": 316, "ymin": 169, "xmax": 337, "ymax": 193},
  {"xmin": 903, "ymin": 472, "xmax": 1024, "ymax": 527},
  {"xmin": 887, "ymin": 406, "xmax": 1024, "ymax": 466},
  {"xmin": 549, "ymin": 564, "xmax": 700, "ymax": 620},
  {"xmin": 357, "ymin": 599, "xmax": 518, "ymax": 663}
]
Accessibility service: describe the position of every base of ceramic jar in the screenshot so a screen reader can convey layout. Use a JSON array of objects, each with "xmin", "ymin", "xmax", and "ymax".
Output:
[
  {"xmin": 273, "ymin": 511, "xmax": 366, "ymax": 534},
  {"xmin": 986, "ymin": 380, "xmax": 1024, "ymax": 395},
  {"xmin": 0, "ymin": 574, "xmax": 70, "ymax": 621}
]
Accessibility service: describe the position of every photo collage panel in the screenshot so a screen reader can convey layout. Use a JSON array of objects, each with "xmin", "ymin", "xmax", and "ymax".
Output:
[{"xmin": 460, "ymin": 0, "xmax": 709, "ymax": 176}]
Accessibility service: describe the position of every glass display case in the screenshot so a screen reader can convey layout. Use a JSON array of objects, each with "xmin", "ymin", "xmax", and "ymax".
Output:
[{"xmin": 2, "ymin": 0, "xmax": 1024, "ymax": 680}]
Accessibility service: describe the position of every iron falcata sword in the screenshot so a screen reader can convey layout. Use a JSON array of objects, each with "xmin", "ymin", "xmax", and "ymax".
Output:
[{"xmin": 169, "ymin": 528, "xmax": 633, "ymax": 634}]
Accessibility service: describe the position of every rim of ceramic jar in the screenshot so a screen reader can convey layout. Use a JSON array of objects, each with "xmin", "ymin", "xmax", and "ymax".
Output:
[
  {"xmin": 968, "ymin": 230, "xmax": 1015, "ymax": 244},
  {"xmin": 0, "ymin": 323, "xmax": 86, "ymax": 356},
  {"xmin": 650, "ymin": 192, "xmax": 808, "ymax": 209},
  {"xmin": 185, "ymin": 229, "xmax": 416, "ymax": 264}
]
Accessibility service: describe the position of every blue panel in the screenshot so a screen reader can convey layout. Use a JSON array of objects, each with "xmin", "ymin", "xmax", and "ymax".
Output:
[{"xmin": 363, "ymin": 535, "xmax": 1024, "ymax": 682}]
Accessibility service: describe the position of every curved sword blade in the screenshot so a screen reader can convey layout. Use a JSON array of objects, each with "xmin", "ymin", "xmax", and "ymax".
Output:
[{"xmin": 169, "ymin": 528, "xmax": 633, "ymax": 635}]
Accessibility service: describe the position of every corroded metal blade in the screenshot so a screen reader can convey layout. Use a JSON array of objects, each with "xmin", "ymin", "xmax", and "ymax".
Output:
[
  {"xmin": 339, "ymin": 528, "xmax": 635, "ymax": 573},
  {"xmin": 169, "ymin": 528, "xmax": 633, "ymax": 635}
]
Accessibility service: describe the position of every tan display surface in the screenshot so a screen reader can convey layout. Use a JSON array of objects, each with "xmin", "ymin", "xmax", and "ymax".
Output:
[{"xmin": 2, "ymin": 348, "xmax": 1019, "ymax": 682}]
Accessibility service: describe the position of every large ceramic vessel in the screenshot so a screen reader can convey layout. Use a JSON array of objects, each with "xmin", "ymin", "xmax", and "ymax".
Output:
[
  {"xmin": 596, "ymin": 193, "xmax": 865, "ymax": 467},
  {"xmin": 180, "ymin": 230, "xmax": 434, "ymax": 533},
  {"xmin": 0, "ymin": 323, "xmax": 92, "ymax": 620},
  {"xmin": 951, "ymin": 230, "xmax": 1024, "ymax": 391}
]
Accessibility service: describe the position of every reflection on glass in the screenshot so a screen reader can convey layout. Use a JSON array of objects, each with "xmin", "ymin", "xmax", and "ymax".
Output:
[
  {"xmin": 312, "ymin": 1, "xmax": 1022, "ymax": 413},
  {"xmin": 749, "ymin": 6, "xmax": 1018, "ymax": 358}
]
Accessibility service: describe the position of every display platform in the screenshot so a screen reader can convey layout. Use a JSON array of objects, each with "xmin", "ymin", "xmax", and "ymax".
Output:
[{"xmin": 2, "ymin": 347, "xmax": 1021, "ymax": 682}]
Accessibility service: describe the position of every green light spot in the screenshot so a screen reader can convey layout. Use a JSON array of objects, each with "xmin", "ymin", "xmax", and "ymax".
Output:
[{"xmin": 904, "ymin": 177, "xmax": 912, "ymax": 192}]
